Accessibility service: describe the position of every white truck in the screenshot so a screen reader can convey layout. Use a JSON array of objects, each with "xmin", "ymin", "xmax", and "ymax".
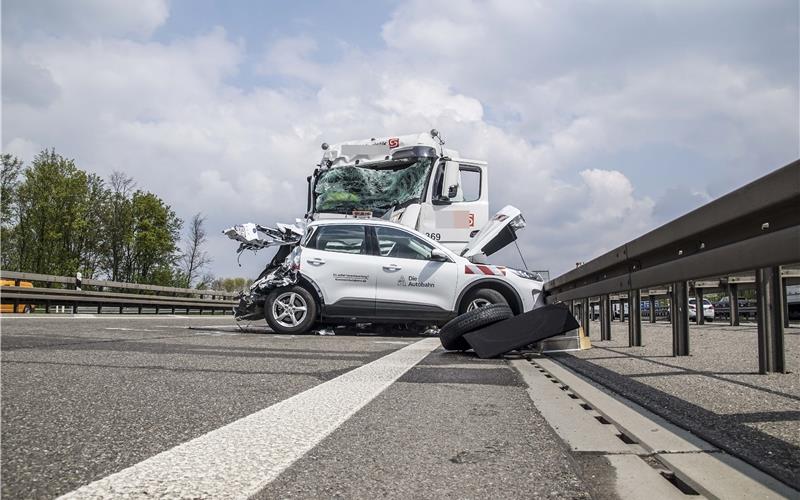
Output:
[
  {"xmin": 306, "ymin": 130, "xmax": 489, "ymax": 256},
  {"xmin": 224, "ymin": 130, "xmax": 541, "ymax": 327}
]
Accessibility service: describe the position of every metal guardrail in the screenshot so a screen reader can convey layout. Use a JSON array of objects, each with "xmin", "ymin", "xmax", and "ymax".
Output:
[
  {"xmin": 544, "ymin": 159, "xmax": 800, "ymax": 373},
  {"xmin": 0, "ymin": 271, "xmax": 238, "ymax": 314}
]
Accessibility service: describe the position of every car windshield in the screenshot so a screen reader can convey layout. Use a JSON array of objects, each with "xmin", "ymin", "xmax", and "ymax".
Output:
[{"xmin": 314, "ymin": 158, "xmax": 433, "ymax": 217}]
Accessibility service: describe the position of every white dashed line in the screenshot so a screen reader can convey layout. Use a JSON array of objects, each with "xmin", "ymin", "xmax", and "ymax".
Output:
[{"xmin": 58, "ymin": 337, "xmax": 440, "ymax": 500}]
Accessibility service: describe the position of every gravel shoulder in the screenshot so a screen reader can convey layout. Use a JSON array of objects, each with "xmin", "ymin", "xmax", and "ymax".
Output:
[{"xmin": 554, "ymin": 320, "xmax": 800, "ymax": 491}]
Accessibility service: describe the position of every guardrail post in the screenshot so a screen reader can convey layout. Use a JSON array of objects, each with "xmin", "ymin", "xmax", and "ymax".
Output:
[
  {"xmin": 729, "ymin": 283, "xmax": 740, "ymax": 326},
  {"xmin": 649, "ymin": 295, "xmax": 657, "ymax": 323},
  {"xmin": 696, "ymin": 287, "xmax": 705, "ymax": 325},
  {"xmin": 756, "ymin": 266, "xmax": 786, "ymax": 373},
  {"xmin": 600, "ymin": 295, "xmax": 611, "ymax": 340},
  {"xmin": 781, "ymin": 276, "xmax": 790, "ymax": 329},
  {"xmin": 581, "ymin": 298, "xmax": 590, "ymax": 336},
  {"xmin": 672, "ymin": 281, "xmax": 690, "ymax": 356},
  {"xmin": 628, "ymin": 289, "xmax": 642, "ymax": 346}
]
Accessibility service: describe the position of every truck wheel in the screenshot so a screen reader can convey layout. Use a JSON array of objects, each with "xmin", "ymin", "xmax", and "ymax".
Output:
[
  {"xmin": 265, "ymin": 286, "xmax": 317, "ymax": 334},
  {"xmin": 440, "ymin": 304, "xmax": 513, "ymax": 351},
  {"xmin": 460, "ymin": 288, "xmax": 508, "ymax": 314}
]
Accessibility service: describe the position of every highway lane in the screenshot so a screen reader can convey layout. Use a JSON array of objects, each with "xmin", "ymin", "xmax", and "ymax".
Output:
[
  {"xmin": 1, "ymin": 316, "xmax": 417, "ymax": 498},
  {"xmin": 1, "ymin": 316, "xmax": 591, "ymax": 499}
]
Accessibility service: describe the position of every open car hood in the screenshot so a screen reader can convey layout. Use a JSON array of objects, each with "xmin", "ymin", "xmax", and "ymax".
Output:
[{"xmin": 460, "ymin": 205, "xmax": 526, "ymax": 263}]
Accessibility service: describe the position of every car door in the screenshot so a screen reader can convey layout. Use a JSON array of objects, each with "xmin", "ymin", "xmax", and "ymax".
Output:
[
  {"xmin": 371, "ymin": 225, "xmax": 458, "ymax": 321},
  {"xmin": 300, "ymin": 224, "xmax": 377, "ymax": 318}
]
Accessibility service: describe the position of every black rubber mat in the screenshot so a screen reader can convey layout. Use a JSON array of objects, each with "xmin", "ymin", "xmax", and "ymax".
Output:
[{"xmin": 463, "ymin": 304, "xmax": 580, "ymax": 358}]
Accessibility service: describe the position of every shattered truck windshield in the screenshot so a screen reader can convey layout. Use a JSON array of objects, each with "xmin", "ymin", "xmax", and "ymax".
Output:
[{"xmin": 314, "ymin": 158, "xmax": 432, "ymax": 217}]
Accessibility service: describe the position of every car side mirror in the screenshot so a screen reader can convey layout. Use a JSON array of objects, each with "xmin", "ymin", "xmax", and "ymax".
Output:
[
  {"xmin": 430, "ymin": 248, "xmax": 449, "ymax": 262},
  {"xmin": 439, "ymin": 161, "xmax": 460, "ymax": 200}
]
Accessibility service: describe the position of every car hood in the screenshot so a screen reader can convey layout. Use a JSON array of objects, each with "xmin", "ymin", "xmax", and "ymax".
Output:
[{"xmin": 460, "ymin": 205, "xmax": 526, "ymax": 262}]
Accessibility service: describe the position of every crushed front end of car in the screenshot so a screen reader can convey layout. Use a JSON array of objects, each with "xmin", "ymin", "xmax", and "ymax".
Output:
[{"xmin": 223, "ymin": 222, "xmax": 305, "ymax": 321}]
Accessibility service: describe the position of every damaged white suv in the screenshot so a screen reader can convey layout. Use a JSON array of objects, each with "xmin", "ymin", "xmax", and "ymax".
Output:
[{"xmin": 226, "ymin": 206, "xmax": 545, "ymax": 334}]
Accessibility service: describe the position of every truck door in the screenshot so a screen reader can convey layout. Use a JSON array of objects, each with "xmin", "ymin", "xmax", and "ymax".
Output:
[
  {"xmin": 371, "ymin": 225, "xmax": 458, "ymax": 322},
  {"xmin": 300, "ymin": 224, "xmax": 377, "ymax": 318},
  {"xmin": 418, "ymin": 162, "xmax": 489, "ymax": 253}
]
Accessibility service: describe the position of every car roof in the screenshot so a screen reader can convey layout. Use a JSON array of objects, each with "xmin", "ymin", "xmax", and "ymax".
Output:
[{"xmin": 308, "ymin": 218, "xmax": 411, "ymax": 230}]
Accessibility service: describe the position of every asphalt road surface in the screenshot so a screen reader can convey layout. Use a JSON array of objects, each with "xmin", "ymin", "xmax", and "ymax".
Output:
[{"xmin": 1, "ymin": 315, "xmax": 593, "ymax": 499}]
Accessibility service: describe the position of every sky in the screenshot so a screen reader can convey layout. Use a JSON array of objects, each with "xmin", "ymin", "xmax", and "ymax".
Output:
[{"xmin": 2, "ymin": 0, "xmax": 798, "ymax": 281}]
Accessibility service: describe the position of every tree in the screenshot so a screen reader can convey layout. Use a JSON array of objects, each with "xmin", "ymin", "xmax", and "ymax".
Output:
[
  {"xmin": 126, "ymin": 191, "xmax": 183, "ymax": 285},
  {"xmin": 1, "ymin": 154, "xmax": 23, "ymax": 268},
  {"xmin": 179, "ymin": 212, "xmax": 212, "ymax": 288},
  {"xmin": 13, "ymin": 149, "xmax": 104, "ymax": 276},
  {"xmin": 99, "ymin": 171, "xmax": 136, "ymax": 281},
  {"xmin": 211, "ymin": 277, "xmax": 251, "ymax": 292},
  {"xmin": 2, "ymin": 149, "xmax": 185, "ymax": 286}
]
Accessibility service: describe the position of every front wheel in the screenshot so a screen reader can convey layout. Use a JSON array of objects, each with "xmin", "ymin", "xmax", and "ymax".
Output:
[
  {"xmin": 265, "ymin": 286, "xmax": 317, "ymax": 334},
  {"xmin": 460, "ymin": 288, "xmax": 508, "ymax": 314}
]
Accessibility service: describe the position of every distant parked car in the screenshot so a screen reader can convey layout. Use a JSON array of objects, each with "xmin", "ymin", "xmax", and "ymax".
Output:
[
  {"xmin": 688, "ymin": 298, "xmax": 714, "ymax": 322},
  {"xmin": 713, "ymin": 296, "xmax": 756, "ymax": 320}
]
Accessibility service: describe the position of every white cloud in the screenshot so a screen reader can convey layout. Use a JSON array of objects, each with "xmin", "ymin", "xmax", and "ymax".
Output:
[
  {"xmin": 2, "ymin": 0, "xmax": 169, "ymax": 40},
  {"xmin": 2, "ymin": 0, "xmax": 796, "ymax": 279}
]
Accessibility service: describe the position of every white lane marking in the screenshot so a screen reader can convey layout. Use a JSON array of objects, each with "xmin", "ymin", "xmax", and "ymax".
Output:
[
  {"xmin": 104, "ymin": 327, "xmax": 158, "ymax": 332},
  {"xmin": 372, "ymin": 340, "xmax": 413, "ymax": 345},
  {"xmin": 0, "ymin": 315, "xmax": 209, "ymax": 320},
  {"xmin": 58, "ymin": 337, "xmax": 440, "ymax": 500},
  {"xmin": 192, "ymin": 331, "xmax": 240, "ymax": 337}
]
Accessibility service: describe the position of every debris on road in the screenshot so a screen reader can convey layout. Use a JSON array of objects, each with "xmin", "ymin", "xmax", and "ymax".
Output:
[{"xmin": 440, "ymin": 303, "xmax": 581, "ymax": 358}]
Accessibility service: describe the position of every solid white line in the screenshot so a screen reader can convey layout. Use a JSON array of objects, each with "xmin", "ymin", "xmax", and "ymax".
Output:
[
  {"xmin": 58, "ymin": 337, "xmax": 440, "ymax": 500},
  {"xmin": 0, "ymin": 315, "xmax": 224, "ymax": 320}
]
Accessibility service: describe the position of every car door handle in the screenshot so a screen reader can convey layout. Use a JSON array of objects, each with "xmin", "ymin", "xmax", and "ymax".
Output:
[
  {"xmin": 382, "ymin": 264, "xmax": 402, "ymax": 271},
  {"xmin": 306, "ymin": 257, "xmax": 326, "ymax": 265}
]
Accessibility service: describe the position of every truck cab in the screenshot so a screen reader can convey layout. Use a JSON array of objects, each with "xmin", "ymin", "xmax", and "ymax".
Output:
[{"xmin": 307, "ymin": 131, "xmax": 489, "ymax": 254}]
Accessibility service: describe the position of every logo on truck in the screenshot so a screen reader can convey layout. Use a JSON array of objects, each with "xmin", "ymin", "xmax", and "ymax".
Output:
[{"xmin": 388, "ymin": 138, "xmax": 400, "ymax": 148}]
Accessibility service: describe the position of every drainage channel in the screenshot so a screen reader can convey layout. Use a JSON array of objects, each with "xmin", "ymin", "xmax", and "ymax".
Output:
[{"xmin": 511, "ymin": 357, "xmax": 797, "ymax": 500}]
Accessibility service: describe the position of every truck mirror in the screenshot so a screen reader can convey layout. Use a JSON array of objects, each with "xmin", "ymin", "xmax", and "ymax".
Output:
[{"xmin": 441, "ymin": 161, "xmax": 460, "ymax": 200}]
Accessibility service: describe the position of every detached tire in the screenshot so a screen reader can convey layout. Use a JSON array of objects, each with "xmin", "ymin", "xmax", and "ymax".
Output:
[{"xmin": 439, "ymin": 304, "xmax": 513, "ymax": 351}]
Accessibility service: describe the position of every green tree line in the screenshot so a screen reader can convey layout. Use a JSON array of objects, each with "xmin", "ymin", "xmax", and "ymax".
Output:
[{"xmin": 1, "ymin": 149, "xmax": 216, "ymax": 288}]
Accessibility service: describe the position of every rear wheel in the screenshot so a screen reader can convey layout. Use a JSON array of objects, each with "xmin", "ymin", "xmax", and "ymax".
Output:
[
  {"xmin": 265, "ymin": 286, "xmax": 317, "ymax": 334},
  {"xmin": 460, "ymin": 288, "xmax": 508, "ymax": 314}
]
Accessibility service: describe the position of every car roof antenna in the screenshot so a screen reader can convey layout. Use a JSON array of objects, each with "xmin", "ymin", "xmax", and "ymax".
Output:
[{"xmin": 514, "ymin": 240, "xmax": 528, "ymax": 270}]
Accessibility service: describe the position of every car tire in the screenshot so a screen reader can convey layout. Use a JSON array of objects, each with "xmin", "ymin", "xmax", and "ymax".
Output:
[
  {"xmin": 265, "ymin": 286, "xmax": 317, "ymax": 334},
  {"xmin": 460, "ymin": 288, "xmax": 508, "ymax": 314},
  {"xmin": 440, "ymin": 304, "xmax": 513, "ymax": 351}
]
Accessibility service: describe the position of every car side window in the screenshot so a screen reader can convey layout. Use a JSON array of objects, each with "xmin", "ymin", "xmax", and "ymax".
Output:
[
  {"xmin": 375, "ymin": 226, "xmax": 436, "ymax": 261},
  {"xmin": 311, "ymin": 225, "xmax": 366, "ymax": 254}
]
